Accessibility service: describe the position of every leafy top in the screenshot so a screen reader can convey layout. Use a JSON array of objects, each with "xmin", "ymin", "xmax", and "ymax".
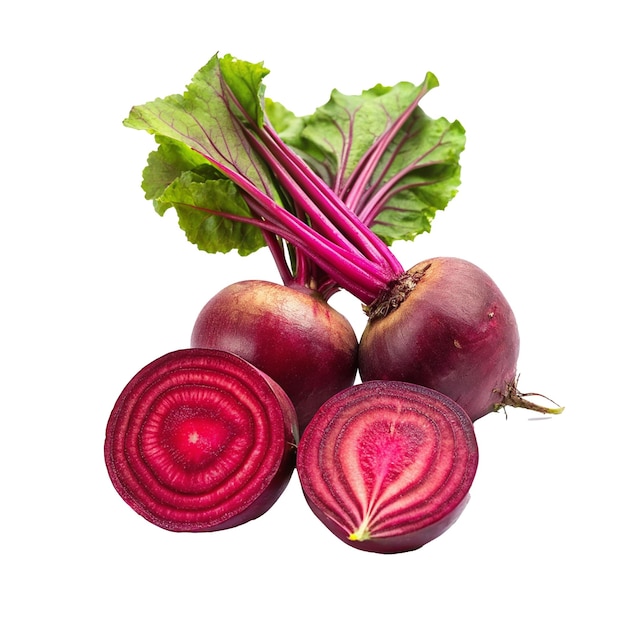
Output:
[{"xmin": 123, "ymin": 53, "xmax": 465, "ymax": 301}]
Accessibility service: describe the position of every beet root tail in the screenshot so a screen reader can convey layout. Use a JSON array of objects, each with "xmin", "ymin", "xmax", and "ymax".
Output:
[{"xmin": 495, "ymin": 376, "xmax": 564, "ymax": 417}]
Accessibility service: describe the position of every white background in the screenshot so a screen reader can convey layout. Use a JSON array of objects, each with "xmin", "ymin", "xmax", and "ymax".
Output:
[{"xmin": 2, "ymin": 2, "xmax": 624, "ymax": 624}]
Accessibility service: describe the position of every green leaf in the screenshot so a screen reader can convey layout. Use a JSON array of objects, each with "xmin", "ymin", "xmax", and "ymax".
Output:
[
  {"xmin": 289, "ymin": 79, "xmax": 436, "ymax": 188},
  {"xmin": 159, "ymin": 172, "xmax": 266, "ymax": 256},
  {"xmin": 367, "ymin": 117, "xmax": 466, "ymax": 244},
  {"xmin": 372, "ymin": 160, "xmax": 463, "ymax": 244},
  {"xmin": 123, "ymin": 54, "xmax": 284, "ymax": 257},
  {"xmin": 219, "ymin": 54, "xmax": 269, "ymax": 126},
  {"xmin": 141, "ymin": 135, "xmax": 219, "ymax": 215},
  {"xmin": 123, "ymin": 53, "xmax": 276, "ymax": 197},
  {"xmin": 275, "ymin": 73, "xmax": 466, "ymax": 245}
]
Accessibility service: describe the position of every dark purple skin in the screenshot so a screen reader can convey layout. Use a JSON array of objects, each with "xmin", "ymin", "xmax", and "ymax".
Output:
[
  {"xmin": 104, "ymin": 348, "xmax": 298, "ymax": 532},
  {"xmin": 190, "ymin": 280, "xmax": 358, "ymax": 432},
  {"xmin": 359, "ymin": 257, "xmax": 521, "ymax": 421}
]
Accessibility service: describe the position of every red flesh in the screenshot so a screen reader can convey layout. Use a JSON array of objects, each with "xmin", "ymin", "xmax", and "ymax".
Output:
[
  {"xmin": 359, "ymin": 257, "xmax": 520, "ymax": 421},
  {"xmin": 190, "ymin": 280, "xmax": 358, "ymax": 432},
  {"xmin": 296, "ymin": 380, "xmax": 479, "ymax": 554},
  {"xmin": 104, "ymin": 348, "xmax": 298, "ymax": 532}
]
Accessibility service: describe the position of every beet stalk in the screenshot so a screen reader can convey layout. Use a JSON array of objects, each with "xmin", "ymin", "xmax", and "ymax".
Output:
[
  {"xmin": 296, "ymin": 380, "xmax": 479, "ymax": 554},
  {"xmin": 104, "ymin": 348, "xmax": 298, "ymax": 532}
]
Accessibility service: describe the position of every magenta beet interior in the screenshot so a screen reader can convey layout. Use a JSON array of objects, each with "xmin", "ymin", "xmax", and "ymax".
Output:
[
  {"xmin": 297, "ymin": 380, "xmax": 479, "ymax": 550},
  {"xmin": 104, "ymin": 348, "xmax": 297, "ymax": 532}
]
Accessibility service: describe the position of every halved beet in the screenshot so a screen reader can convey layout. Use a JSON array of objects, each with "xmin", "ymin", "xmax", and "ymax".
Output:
[
  {"xmin": 104, "ymin": 348, "xmax": 298, "ymax": 532},
  {"xmin": 296, "ymin": 380, "xmax": 479, "ymax": 554}
]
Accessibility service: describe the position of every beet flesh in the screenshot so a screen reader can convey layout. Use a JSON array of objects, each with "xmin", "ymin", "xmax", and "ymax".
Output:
[
  {"xmin": 190, "ymin": 280, "xmax": 358, "ymax": 433},
  {"xmin": 296, "ymin": 380, "xmax": 479, "ymax": 554},
  {"xmin": 359, "ymin": 257, "xmax": 521, "ymax": 421},
  {"xmin": 104, "ymin": 348, "xmax": 298, "ymax": 532}
]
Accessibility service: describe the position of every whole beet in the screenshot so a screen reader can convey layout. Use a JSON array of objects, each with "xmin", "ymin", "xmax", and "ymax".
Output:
[
  {"xmin": 191, "ymin": 280, "xmax": 358, "ymax": 432},
  {"xmin": 359, "ymin": 257, "xmax": 522, "ymax": 421}
]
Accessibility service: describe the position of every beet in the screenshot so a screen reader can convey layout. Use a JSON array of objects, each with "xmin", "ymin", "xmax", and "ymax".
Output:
[
  {"xmin": 104, "ymin": 348, "xmax": 298, "ymax": 532},
  {"xmin": 190, "ymin": 280, "xmax": 358, "ymax": 432},
  {"xmin": 359, "ymin": 257, "xmax": 560, "ymax": 421},
  {"xmin": 296, "ymin": 380, "xmax": 479, "ymax": 554}
]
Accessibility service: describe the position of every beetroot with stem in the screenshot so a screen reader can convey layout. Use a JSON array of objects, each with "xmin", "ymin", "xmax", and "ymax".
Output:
[
  {"xmin": 124, "ymin": 54, "xmax": 560, "ymax": 421},
  {"xmin": 296, "ymin": 380, "xmax": 479, "ymax": 554},
  {"xmin": 190, "ymin": 280, "xmax": 357, "ymax": 432},
  {"xmin": 358, "ymin": 257, "xmax": 562, "ymax": 421},
  {"xmin": 104, "ymin": 348, "xmax": 298, "ymax": 532}
]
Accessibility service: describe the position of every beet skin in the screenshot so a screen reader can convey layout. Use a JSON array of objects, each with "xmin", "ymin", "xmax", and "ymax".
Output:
[
  {"xmin": 191, "ymin": 280, "xmax": 358, "ymax": 432},
  {"xmin": 359, "ymin": 257, "xmax": 521, "ymax": 421}
]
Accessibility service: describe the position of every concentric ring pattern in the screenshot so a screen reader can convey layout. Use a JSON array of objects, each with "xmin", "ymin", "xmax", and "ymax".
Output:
[{"xmin": 105, "ymin": 349, "xmax": 296, "ymax": 531}]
